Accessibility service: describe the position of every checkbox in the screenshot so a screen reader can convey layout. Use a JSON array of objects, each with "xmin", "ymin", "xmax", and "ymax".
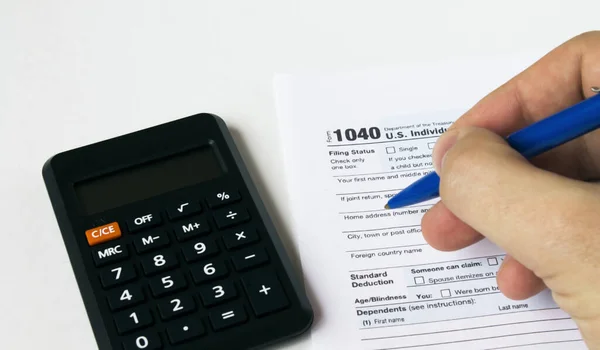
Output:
[
  {"xmin": 414, "ymin": 276, "xmax": 425, "ymax": 285},
  {"xmin": 386, "ymin": 146, "xmax": 396, "ymax": 154},
  {"xmin": 488, "ymin": 257, "xmax": 498, "ymax": 266},
  {"xmin": 440, "ymin": 289, "xmax": 451, "ymax": 298},
  {"xmin": 428, "ymin": 142, "xmax": 436, "ymax": 150}
]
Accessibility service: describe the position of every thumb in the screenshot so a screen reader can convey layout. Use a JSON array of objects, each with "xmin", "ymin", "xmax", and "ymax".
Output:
[{"xmin": 432, "ymin": 126, "xmax": 600, "ymax": 287}]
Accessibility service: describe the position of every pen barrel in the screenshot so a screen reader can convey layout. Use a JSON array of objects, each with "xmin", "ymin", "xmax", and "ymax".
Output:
[{"xmin": 506, "ymin": 94, "xmax": 600, "ymax": 158}]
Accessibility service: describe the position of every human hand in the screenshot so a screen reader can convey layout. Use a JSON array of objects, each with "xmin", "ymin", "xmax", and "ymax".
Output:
[{"xmin": 421, "ymin": 31, "xmax": 600, "ymax": 348}]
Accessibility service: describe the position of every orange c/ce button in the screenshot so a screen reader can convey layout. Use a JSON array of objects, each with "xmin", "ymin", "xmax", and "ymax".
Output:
[{"xmin": 85, "ymin": 222, "xmax": 121, "ymax": 246}]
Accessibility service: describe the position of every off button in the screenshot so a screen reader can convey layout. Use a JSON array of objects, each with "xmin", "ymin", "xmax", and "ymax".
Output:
[
  {"xmin": 85, "ymin": 222, "xmax": 122, "ymax": 246},
  {"xmin": 126, "ymin": 212, "xmax": 162, "ymax": 233}
]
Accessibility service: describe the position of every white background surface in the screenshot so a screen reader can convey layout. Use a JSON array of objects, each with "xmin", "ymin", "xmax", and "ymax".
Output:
[{"xmin": 1, "ymin": 1, "xmax": 599, "ymax": 349}]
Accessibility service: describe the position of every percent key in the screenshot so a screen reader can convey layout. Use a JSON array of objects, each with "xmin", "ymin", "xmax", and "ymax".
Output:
[{"xmin": 206, "ymin": 189, "xmax": 241, "ymax": 208}]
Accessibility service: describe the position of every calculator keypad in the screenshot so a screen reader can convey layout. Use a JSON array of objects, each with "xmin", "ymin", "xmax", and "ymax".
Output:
[{"xmin": 87, "ymin": 189, "xmax": 292, "ymax": 348}]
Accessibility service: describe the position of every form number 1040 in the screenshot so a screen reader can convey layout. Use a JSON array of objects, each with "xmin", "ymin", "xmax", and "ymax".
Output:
[{"xmin": 328, "ymin": 127, "xmax": 381, "ymax": 142}]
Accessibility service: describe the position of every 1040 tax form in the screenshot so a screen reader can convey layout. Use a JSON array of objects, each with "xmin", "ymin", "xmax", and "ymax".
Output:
[{"xmin": 274, "ymin": 53, "xmax": 585, "ymax": 349}]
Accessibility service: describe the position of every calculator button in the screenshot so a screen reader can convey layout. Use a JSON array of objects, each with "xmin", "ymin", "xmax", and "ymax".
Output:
[
  {"xmin": 140, "ymin": 251, "xmax": 179, "ymax": 276},
  {"xmin": 85, "ymin": 222, "xmax": 121, "ymax": 246},
  {"xmin": 113, "ymin": 306, "xmax": 153, "ymax": 334},
  {"xmin": 167, "ymin": 201, "xmax": 202, "ymax": 220},
  {"xmin": 209, "ymin": 304, "xmax": 248, "ymax": 331},
  {"xmin": 190, "ymin": 260, "xmax": 228, "ymax": 284},
  {"xmin": 157, "ymin": 294, "xmax": 196, "ymax": 320},
  {"xmin": 213, "ymin": 205, "xmax": 250, "ymax": 229},
  {"xmin": 92, "ymin": 242, "xmax": 128, "ymax": 267},
  {"xmin": 166, "ymin": 317, "xmax": 206, "ymax": 345},
  {"xmin": 181, "ymin": 239, "xmax": 219, "ymax": 262},
  {"xmin": 198, "ymin": 281, "xmax": 237, "ymax": 307},
  {"xmin": 133, "ymin": 230, "xmax": 169, "ymax": 254},
  {"xmin": 126, "ymin": 212, "xmax": 161, "ymax": 233},
  {"xmin": 149, "ymin": 271, "xmax": 187, "ymax": 297},
  {"xmin": 206, "ymin": 189, "xmax": 241, "ymax": 208},
  {"xmin": 222, "ymin": 227, "xmax": 259, "ymax": 250},
  {"xmin": 242, "ymin": 270, "xmax": 290, "ymax": 317},
  {"xmin": 100, "ymin": 263, "xmax": 136, "ymax": 288},
  {"xmin": 174, "ymin": 216, "xmax": 210, "ymax": 241},
  {"xmin": 231, "ymin": 247, "xmax": 269, "ymax": 271},
  {"xmin": 123, "ymin": 332, "xmax": 162, "ymax": 350},
  {"xmin": 107, "ymin": 285, "xmax": 145, "ymax": 311}
]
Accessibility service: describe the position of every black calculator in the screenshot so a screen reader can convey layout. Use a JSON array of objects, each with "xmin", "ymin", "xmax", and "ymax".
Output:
[{"xmin": 42, "ymin": 113, "xmax": 313, "ymax": 350}]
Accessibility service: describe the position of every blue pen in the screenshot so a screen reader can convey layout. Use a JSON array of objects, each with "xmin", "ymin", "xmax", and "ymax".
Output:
[{"xmin": 385, "ymin": 87, "xmax": 600, "ymax": 209}]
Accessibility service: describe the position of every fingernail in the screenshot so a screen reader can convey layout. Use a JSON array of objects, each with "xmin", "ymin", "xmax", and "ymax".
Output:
[{"xmin": 432, "ymin": 129, "xmax": 459, "ymax": 174}]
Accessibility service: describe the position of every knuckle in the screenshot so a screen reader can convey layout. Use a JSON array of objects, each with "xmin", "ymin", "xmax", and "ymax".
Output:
[{"xmin": 439, "ymin": 132, "xmax": 491, "ymax": 196}]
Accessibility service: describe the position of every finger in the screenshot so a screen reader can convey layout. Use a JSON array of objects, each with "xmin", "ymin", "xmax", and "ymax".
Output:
[
  {"xmin": 447, "ymin": 31, "xmax": 600, "ymax": 180},
  {"xmin": 435, "ymin": 126, "xmax": 600, "ymax": 281},
  {"xmin": 421, "ymin": 201, "xmax": 483, "ymax": 251},
  {"xmin": 496, "ymin": 255, "xmax": 546, "ymax": 300}
]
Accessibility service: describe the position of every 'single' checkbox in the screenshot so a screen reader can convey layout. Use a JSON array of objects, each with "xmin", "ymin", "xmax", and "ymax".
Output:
[
  {"xmin": 414, "ymin": 276, "xmax": 425, "ymax": 285},
  {"xmin": 488, "ymin": 257, "xmax": 499, "ymax": 266},
  {"xmin": 428, "ymin": 142, "xmax": 436, "ymax": 150},
  {"xmin": 440, "ymin": 289, "xmax": 451, "ymax": 298},
  {"xmin": 386, "ymin": 146, "xmax": 396, "ymax": 154}
]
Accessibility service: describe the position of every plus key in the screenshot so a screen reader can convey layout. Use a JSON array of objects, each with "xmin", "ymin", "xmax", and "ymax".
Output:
[{"xmin": 241, "ymin": 269, "xmax": 289, "ymax": 317}]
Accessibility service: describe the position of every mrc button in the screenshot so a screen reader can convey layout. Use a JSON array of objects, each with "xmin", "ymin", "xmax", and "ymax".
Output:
[
  {"xmin": 93, "ymin": 242, "xmax": 129, "ymax": 267},
  {"xmin": 85, "ymin": 222, "xmax": 122, "ymax": 246}
]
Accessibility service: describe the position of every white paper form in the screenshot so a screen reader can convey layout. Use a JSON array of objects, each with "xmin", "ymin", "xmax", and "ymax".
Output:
[{"xmin": 274, "ymin": 53, "xmax": 586, "ymax": 350}]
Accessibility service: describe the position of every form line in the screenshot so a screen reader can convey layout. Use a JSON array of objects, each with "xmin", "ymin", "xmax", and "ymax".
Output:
[
  {"xmin": 346, "ymin": 243, "xmax": 428, "ymax": 253},
  {"xmin": 368, "ymin": 328, "xmax": 578, "ymax": 349},
  {"xmin": 361, "ymin": 317, "xmax": 571, "ymax": 341},
  {"xmin": 339, "ymin": 204, "xmax": 432, "ymax": 214},
  {"xmin": 342, "ymin": 224, "xmax": 421, "ymax": 233},
  {"xmin": 348, "ymin": 254, "xmax": 506, "ymax": 272},
  {"xmin": 355, "ymin": 291, "xmax": 500, "ymax": 309},
  {"xmin": 359, "ymin": 307, "xmax": 562, "ymax": 330},
  {"xmin": 326, "ymin": 135, "xmax": 439, "ymax": 147},
  {"xmin": 332, "ymin": 167, "xmax": 433, "ymax": 177}
]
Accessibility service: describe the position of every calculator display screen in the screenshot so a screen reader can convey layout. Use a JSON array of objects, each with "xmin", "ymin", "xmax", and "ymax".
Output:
[{"xmin": 74, "ymin": 146, "xmax": 224, "ymax": 215}]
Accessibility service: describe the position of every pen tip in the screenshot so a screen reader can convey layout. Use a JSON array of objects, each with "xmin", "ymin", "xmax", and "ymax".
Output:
[{"xmin": 384, "ymin": 204, "xmax": 390, "ymax": 209}]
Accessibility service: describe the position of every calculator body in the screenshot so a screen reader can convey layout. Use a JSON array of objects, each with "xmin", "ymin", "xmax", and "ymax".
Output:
[{"xmin": 42, "ymin": 113, "xmax": 313, "ymax": 350}]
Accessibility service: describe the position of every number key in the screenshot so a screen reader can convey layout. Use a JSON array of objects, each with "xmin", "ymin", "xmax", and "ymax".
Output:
[
  {"xmin": 140, "ymin": 251, "xmax": 179, "ymax": 275},
  {"xmin": 148, "ymin": 271, "xmax": 187, "ymax": 298},
  {"xmin": 190, "ymin": 260, "xmax": 228, "ymax": 284},
  {"xmin": 107, "ymin": 285, "xmax": 145, "ymax": 311},
  {"xmin": 114, "ymin": 306, "xmax": 153, "ymax": 334},
  {"xmin": 157, "ymin": 294, "xmax": 196, "ymax": 320},
  {"xmin": 123, "ymin": 332, "xmax": 162, "ymax": 350},
  {"xmin": 198, "ymin": 281, "xmax": 237, "ymax": 307},
  {"xmin": 181, "ymin": 239, "xmax": 219, "ymax": 262},
  {"xmin": 100, "ymin": 263, "xmax": 136, "ymax": 288}
]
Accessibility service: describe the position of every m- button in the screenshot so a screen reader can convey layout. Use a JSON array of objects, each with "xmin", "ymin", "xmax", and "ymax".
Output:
[{"xmin": 85, "ymin": 222, "xmax": 122, "ymax": 246}]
